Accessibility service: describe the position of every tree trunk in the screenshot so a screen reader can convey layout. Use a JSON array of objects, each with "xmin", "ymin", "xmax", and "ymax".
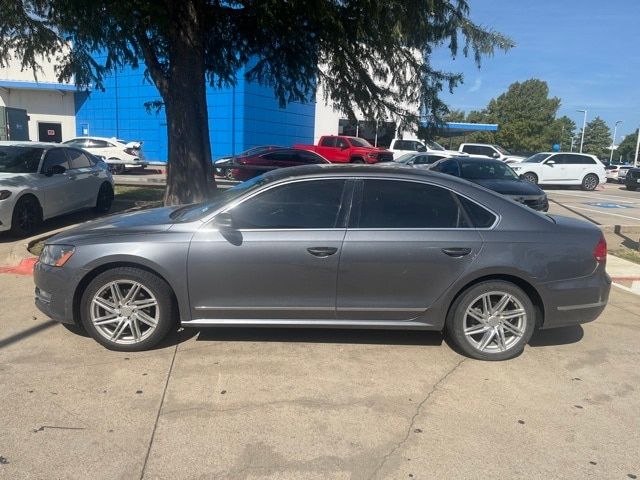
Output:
[{"xmin": 162, "ymin": 0, "xmax": 215, "ymax": 206}]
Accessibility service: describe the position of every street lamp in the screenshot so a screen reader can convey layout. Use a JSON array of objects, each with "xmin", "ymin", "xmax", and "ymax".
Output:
[
  {"xmin": 610, "ymin": 120, "xmax": 622, "ymax": 163},
  {"xmin": 577, "ymin": 109, "xmax": 587, "ymax": 153}
]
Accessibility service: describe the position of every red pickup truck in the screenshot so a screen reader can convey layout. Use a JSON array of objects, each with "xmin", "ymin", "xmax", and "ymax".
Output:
[{"xmin": 294, "ymin": 135, "xmax": 394, "ymax": 164}]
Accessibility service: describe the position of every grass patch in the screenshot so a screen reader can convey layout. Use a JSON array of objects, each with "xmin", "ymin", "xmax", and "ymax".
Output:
[
  {"xmin": 610, "ymin": 248, "xmax": 640, "ymax": 265},
  {"xmin": 114, "ymin": 185, "xmax": 165, "ymax": 203}
]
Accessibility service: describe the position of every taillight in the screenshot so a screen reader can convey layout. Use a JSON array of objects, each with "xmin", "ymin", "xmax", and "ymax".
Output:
[{"xmin": 593, "ymin": 237, "xmax": 607, "ymax": 264}]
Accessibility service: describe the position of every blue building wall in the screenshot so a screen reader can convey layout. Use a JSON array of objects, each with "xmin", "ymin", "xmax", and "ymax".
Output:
[{"xmin": 75, "ymin": 60, "xmax": 315, "ymax": 162}]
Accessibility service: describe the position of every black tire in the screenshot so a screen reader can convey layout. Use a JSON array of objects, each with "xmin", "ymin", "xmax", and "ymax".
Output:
[
  {"xmin": 94, "ymin": 182, "xmax": 114, "ymax": 213},
  {"xmin": 10, "ymin": 195, "xmax": 43, "ymax": 237},
  {"xmin": 522, "ymin": 172, "xmax": 538, "ymax": 184},
  {"xmin": 224, "ymin": 168, "xmax": 236, "ymax": 180},
  {"xmin": 627, "ymin": 185, "xmax": 637, "ymax": 191},
  {"xmin": 80, "ymin": 267, "xmax": 177, "ymax": 351},
  {"xmin": 351, "ymin": 157, "xmax": 365, "ymax": 164},
  {"xmin": 581, "ymin": 174, "xmax": 599, "ymax": 191},
  {"xmin": 446, "ymin": 280, "xmax": 536, "ymax": 361},
  {"xmin": 109, "ymin": 161, "xmax": 125, "ymax": 175}
]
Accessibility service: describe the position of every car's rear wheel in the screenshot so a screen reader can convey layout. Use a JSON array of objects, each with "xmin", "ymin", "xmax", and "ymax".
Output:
[
  {"xmin": 582, "ymin": 174, "xmax": 599, "ymax": 191},
  {"xmin": 109, "ymin": 160, "xmax": 125, "ymax": 175},
  {"xmin": 522, "ymin": 172, "xmax": 538, "ymax": 184},
  {"xmin": 94, "ymin": 183, "xmax": 114, "ymax": 213},
  {"xmin": 10, "ymin": 195, "xmax": 42, "ymax": 237},
  {"xmin": 80, "ymin": 267, "xmax": 176, "ymax": 351},
  {"xmin": 446, "ymin": 281, "xmax": 535, "ymax": 361},
  {"xmin": 351, "ymin": 157, "xmax": 365, "ymax": 164},
  {"xmin": 627, "ymin": 185, "xmax": 637, "ymax": 191}
]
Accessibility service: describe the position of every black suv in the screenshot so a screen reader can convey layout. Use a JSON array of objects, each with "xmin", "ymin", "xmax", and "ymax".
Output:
[{"xmin": 625, "ymin": 168, "xmax": 640, "ymax": 190}]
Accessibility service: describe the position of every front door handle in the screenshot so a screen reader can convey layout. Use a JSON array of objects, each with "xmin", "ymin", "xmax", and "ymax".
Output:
[
  {"xmin": 441, "ymin": 247, "xmax": 472, "ymax": 257},
  {"xmin": 307, "ymin": 247, "xmax": 338, "ymax": 258}
]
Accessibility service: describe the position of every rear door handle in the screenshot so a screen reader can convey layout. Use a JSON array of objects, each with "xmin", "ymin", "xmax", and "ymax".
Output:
[
  {"xmin": 307, "ymin": 247, "xmax": 338, "ymax": 258},
  {"xmin": 441, "ymin": 247, "xmax": 472, "ymax": 257}
]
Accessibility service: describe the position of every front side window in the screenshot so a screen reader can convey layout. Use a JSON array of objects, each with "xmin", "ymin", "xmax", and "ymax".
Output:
[
  {"xmin": 459, "ymin": 160, "xmax": 518, "ymax": 180},
  {"xmin": 438, "ymin": 159, "xmax": 461, "ymax": 176},
  {"xmin": 42, "ymin": 149, "xmax": 70, "ymax": 172},
  {"xmin": 395, "ymin": 140, "xmax": 409, "ymax": 150},
  {"xmin": 357, "ymin": 180, "xmax": 468, "ymax": 229},
  {"xmin": 231, "ymin": 180, "xmax": 346, "ymax": 229},
  {"xmin": 336, "ymin": 138, "xmax": 349, "ymax": 149},
  {"xmin": 0, "ymin": 147, "xmax": 43, "ymax": 174},
  {"xmin": 523, "ymin": 153, "xmax": 551, "ymax": 163}
]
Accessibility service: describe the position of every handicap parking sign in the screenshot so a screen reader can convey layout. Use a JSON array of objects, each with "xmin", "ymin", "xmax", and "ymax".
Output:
[{"xmin": 584, "ymin": 202, "xmax": 633, "ymax": 209}]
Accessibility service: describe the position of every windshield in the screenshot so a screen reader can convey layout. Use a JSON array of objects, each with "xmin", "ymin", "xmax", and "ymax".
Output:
[
  {"xmin": 494, "ymin": 145, "xmax": 511, "ymax": 155},
  {"xmin": 348, "ymin": 137, "xmax": 373, "ymax": 148},
  {"xmin": 395, "ymin": 153, "xmax": 416, "ymax": 164},
  {"xmin": 459, "ymin": 160, "xmax": 519, "ymax": 180},
  {"xmin": 523, "ymin": 153, "xmax": 551, "ymax": 163},
  {"xmin": 426, "ymin": 140, "xmax": 445, "ymax": 151},
  {"xmin": 0, "ymin": 147, "xmax": 43, "ymax": 174},
  {"xmin": 170, "ymin": 175, "xmax": 270, "ymax": 222}
]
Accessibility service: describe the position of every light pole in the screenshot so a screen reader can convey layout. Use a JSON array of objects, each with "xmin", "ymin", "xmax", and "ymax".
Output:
[
  {"xmin": 577, "ymin": 109, "xmax": 587, "ymax": 153},
  {"xmin": 610, "ymin": 120, "xmax": 622, "ymax": 163},
  {"xmin": 635, "ymin": 127, "xmax": 640, "ymax": 168}
]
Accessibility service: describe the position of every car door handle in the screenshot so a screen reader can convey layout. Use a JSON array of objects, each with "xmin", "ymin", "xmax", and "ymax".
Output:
[
  {"xmin": 441, "ymin": 247, "xmax": 472, "ymax": 257},
  {"xmin": 307, "ymin": 247, "xmax": 338, "ymax": 258}
]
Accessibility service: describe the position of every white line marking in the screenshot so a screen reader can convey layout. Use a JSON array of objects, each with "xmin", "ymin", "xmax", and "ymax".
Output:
[
  {"xmin": 567, "ymin": 206, "xmax": 640, "ymax": 222},
  {"xmin": 547, "ymin": 191, "xmax": 639, "ymax": 204},
  {"xmin": 612, "ymin": 282, "xmax": 640, "ymax": 295}
]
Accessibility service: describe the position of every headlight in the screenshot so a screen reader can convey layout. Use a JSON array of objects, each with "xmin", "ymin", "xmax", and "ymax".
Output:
[
  {"xmin": 0, "ymin": 190, "xmax": 12, "ymax": 200},
  {"xmin": 39, "ymin": 245, "xmax": 75, "ymax": 267}
]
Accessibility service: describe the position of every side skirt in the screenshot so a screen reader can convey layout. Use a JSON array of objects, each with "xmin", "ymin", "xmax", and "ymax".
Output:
[{"xmin": 181, "ymin": 318, "xmax": 439, "ymax": 330}]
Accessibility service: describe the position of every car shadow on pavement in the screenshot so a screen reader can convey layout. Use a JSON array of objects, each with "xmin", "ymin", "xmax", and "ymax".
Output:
[
  {"xmin": 528, "ymin": 325, "xmax": 584, "ymax": 347},
  {"xmin": 192, "ymin": 327, "xmax": 444, "ymax": 347}
]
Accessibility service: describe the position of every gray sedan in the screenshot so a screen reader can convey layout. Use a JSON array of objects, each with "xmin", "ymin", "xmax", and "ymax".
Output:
[{"xmin": 34, "ymin": 164, "xmax": 611, "ymax": 360}]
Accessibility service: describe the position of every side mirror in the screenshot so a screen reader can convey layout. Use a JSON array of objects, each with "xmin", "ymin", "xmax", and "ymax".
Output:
[
  {"xmin": 340, "ymin": 144, "xmax": 349, "ymax": 150},
  {"xmin": 45, "ymin": 165, "xmax": 66, "ymax": 176},
  {"xmin": 213, "ymin": 211, "xmax": 234, "ymax": 229},
  {"xmin": 417, "ymin": 145, "xmax": 426, "ymax": 152},
  {"xmin": 492, "ymin": 152, "xmax": 500, "ymax": 158},
  {"xmin": 546, "ymin": 160, "xmax": 555, "ymax": 166}
]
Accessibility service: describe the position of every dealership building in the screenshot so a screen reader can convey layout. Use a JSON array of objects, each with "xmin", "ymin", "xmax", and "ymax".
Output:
[{"xmin": 1, "ymin": 53, "xmax": 411, "ymax": 162}]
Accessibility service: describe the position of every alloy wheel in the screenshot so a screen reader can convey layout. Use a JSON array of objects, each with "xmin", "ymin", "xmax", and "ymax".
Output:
[
  {"xmin": 90, "ymin": 280, "xmax": 159, "ymax": 344},
  {"xmin": 463, "ymin": 291, "xmax": 527, "ymax": 353},
  {"xmin": 583, "ymin": 175, "xmax": 598, "ymax": 190}
]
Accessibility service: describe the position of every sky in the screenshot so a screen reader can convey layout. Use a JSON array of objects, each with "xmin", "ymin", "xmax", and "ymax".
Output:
[{"xmin": 430, "ymin": 0, "xmax": 640, "ymax": 142}]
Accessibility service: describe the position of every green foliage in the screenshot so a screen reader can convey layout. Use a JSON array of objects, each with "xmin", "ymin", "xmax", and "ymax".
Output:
[
  {"xmin": 547, "ymin": 115, "xmax": 576, "ymax": 151},
  {"xmin": 578, "ymin": 117, "xmax": 611, "ymax": 159},
  {"xmin": 616, "ymin": 131, "xmax": 639, "ymax": 163}
]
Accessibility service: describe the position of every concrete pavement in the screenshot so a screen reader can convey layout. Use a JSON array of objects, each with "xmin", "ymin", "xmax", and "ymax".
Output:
[{"xmin": 0, "ymin": 271, "xmax": 639, "ymax": 479}]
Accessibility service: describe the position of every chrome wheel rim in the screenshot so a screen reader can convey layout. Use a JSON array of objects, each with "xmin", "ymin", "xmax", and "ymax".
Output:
[
  {"xmin": 90, "ymin": 280, "xmax": 159, "ymax": 344},
  {"xmin": 463, "ymin": 291, "xmax": 527, "ymax": 353},
  {"xmin": 584, "ymin": 176, "xmax": 597, "ymax": 190},
  {"xmin": 523, "ymin": 173, "xmax": 536, "ymax": 183}
]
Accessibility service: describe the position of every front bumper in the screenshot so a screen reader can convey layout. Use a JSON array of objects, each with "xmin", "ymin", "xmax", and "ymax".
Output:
[
  {"xmin": 538, "ymin": 267, "xmax": 611, "ymax": 329},
  {"xmin": 33, "ymin": 261, "xmax": 78, "ymax": 324},
  {"xmin": 0, "ymin": 200, "xmax": 14, "ymax": 232},
  {"xmin": 509, "ymin": 194, "xmax": 549, "ymax": 212}
]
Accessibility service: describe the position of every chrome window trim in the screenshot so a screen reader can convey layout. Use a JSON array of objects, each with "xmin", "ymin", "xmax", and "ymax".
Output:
[{"xmin": 199, "ymin": 174, "xmax": 501, "ymax": 231}]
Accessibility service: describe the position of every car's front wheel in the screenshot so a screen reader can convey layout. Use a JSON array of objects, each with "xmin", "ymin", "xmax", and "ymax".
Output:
[
  {"xmin": 11, "ymin": 195, "xmax": 42, "ymax": 237},
  {"xmin": 581, "ymin": 174, "xmax": 599, "ymax": 191},
  {"xmin": 627, "ymin": 184, "xmax": 637, "ymax": 191},
  {"xmin": 521, "ymin": 172, "xmax": 538, "ymax": 184},
  {"xmin": 80, "ymin": 267, "xmax": 176, "ymax": 351},
  {"xmin": 109, "ymin": 160, "xmax": 125, "ymax": 175},
  {"xmin": 446, "ymin": 281, "xmax": 536, "ymax": 361},
  {"xmin": 94, "ymin": 183, "xmax": 114, "ymax": 213}
]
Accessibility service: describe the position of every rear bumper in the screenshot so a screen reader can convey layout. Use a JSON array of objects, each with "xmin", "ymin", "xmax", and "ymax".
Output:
[{"xmin": 538, "ymin": 268, "xmax": 611, "ymax": 329}]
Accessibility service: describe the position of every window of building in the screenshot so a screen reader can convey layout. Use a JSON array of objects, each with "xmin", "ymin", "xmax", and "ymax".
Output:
[{"xmin": 231, "ymin": 180, "xmax": 346, "ymax": 229}]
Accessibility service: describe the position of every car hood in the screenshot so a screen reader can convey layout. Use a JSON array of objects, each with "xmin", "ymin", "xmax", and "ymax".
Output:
[
  {"xmin": 0, "ymin": 172, "xmax": 40, "ymax": 188},
  {"xmin": 471, "ymin": 178, "xmax": 545, "ymax": 196},
  {"xmin": 48, "ymin": 206, "xmax": 181, "ymax": 244}
]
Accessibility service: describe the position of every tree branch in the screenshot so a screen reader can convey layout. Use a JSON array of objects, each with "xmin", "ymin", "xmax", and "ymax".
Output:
[{"xmin": 134, "ymin": 27, "xmax": 169, "ymax": 97}]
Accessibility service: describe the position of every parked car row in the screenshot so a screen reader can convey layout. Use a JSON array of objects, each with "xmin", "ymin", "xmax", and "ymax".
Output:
[{"xmin": 63, "ymin": 136, "xmax": 147, "ymax": 174}]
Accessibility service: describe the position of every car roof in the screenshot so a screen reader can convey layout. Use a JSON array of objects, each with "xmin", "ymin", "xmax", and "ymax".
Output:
[
  {"xmin": 67, "ymin": 136, "xmax": 118, "ymax": 142},
  {"xmin": 0, "ymin": 141, "xmax": 62, "ymax": 149}
]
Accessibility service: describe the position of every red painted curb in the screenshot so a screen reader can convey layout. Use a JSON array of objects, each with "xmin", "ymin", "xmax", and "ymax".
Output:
[{"xmin": 0, "ymin": 257, "xmax": 37, "ymax": 276}]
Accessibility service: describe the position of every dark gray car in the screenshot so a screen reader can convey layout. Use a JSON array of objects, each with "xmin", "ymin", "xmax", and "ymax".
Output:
[{"xmin": 34, "ymin": 164, "xmax": 611, "ymax": 360}]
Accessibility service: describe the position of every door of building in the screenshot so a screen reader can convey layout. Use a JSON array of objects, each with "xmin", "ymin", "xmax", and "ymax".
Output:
[{"xmin": 38, "ymin": 122, "xmax": 62, "ymax": 143}]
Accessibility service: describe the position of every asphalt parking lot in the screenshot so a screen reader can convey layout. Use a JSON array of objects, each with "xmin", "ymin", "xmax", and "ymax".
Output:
[{"xmin": 0, "ymin": 178, "xmax": 639, "ymax": 479}]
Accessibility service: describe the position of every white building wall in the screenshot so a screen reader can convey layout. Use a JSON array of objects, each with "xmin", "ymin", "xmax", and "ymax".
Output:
[{"xmin": 0, "ymin": 49, "xmax": 76, "ymax": 141}]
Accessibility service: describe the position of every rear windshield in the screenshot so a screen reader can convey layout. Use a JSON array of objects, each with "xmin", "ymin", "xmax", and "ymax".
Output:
[{"xmin": 0, "ymin": 147, "xmax": 43, "ymax": 173}]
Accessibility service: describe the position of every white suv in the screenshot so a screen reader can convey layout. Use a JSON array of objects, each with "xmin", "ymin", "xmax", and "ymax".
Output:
[
  {"xmin": 63, "ymin": 136, "xmax": 147, "ymax": 174},
  {"xmin": 458, "ymin": 143, "xmax": 525, "ymax": 163},
  {"xmin": 510, "ymin": 152, "xmax": 606, "ymax": 190}
]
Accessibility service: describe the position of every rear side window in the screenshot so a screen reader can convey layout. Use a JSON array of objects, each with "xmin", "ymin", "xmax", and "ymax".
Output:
[
  {"xmin": 66, "ymin": 149, "xmax": 93, "ymax": 169},
  {"xmin": 87, "ymin": 139, "xmax": 110, "ymax": 148},
  {"xmin": 319, "ymin": 137, "xmax": 336, "ymax": 147},
  {"xmin": 456, "ymin": 196, "xmax": 497, "ymax": 228},
  {"xmin": 231, "ymin": 180, "xmax": 346, "ymax": 229},
  {"xmin": 357, "ymin": 180, "xmax": 468, "ymax": 229},
  {"xmin": 297, "ymin": 151, "xmax": 326, "ymax": 164},
  {"xmin": 262, "ymin": 152, "xmax": 296, "ymax": 162},
  {"xmin": 42, "ymin": 149, "xmax": 70, "ymax": 171},
  {"xmin": 568, "ymin": 155, "xmax": 596, "ymax": 165},
  {"xmin": 64, "ymin": 139, "xmax": 89, "ymax": 148}
]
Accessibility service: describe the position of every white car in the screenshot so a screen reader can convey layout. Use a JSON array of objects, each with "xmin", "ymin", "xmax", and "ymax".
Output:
[
  {"xmin": 608, "ymin": 164, "xmax": 633, "ymax": 183},
  {"xmin": 63, "ymin": 136, "xmax": 147, "ymax": 174},
  {"xmin": 389, "ymin": 138, "xmax": 459, "ymax": 160},
  {"xmin": 458, "ymin": 143, "xmax": 525, "ymax": 163},
  {"xmin": 0, "ymin": 142, "xmax": 114, "ymax": 236},
  {"xmin": 510, "ymin": 152, "xmax": 606, "ymax": 191}
]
